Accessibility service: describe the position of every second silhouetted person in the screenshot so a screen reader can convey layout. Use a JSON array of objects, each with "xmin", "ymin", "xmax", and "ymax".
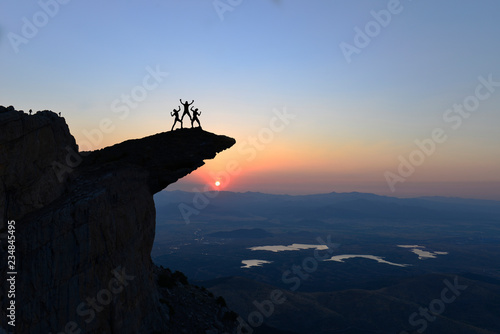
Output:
[{"xmin": 180, "ymin": 99, "xmax": 194, "ymax": 123}]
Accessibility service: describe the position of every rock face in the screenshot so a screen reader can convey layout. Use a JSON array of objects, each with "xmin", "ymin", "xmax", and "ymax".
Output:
[{"xmin": 0, "ymin": 107, "xmax": 236, "ymax": 333}]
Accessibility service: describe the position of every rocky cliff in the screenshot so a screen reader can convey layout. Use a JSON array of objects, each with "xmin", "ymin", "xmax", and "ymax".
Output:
[{"xmin": 0, "ymin": 106, "xmax": 237, "ymax": 333}]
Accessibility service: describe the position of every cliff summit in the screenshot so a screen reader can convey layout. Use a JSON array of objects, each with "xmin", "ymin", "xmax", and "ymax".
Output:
[{"xmin": 0, "ymin": 106, "xmax": 236, "ymax": 333}]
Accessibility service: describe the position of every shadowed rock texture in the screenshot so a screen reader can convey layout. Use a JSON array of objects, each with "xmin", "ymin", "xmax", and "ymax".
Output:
[{"xmin": 0, "ymin": 107, "xmax": 236, "ymax": 333}]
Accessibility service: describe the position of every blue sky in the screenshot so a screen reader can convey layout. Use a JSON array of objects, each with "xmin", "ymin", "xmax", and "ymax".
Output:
[{"xmin": 1, "ymin": 0, "xmax": 499, "ymax": 199}]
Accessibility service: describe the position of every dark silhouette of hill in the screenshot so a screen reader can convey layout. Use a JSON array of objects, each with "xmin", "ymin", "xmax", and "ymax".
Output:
[
  {"xmin": 0, "ymin": 107, "xmax": 237, "ymax": 333},
  {"xmin": 206, "ymin": 274, "xmax": 500, "ymax": 334}
]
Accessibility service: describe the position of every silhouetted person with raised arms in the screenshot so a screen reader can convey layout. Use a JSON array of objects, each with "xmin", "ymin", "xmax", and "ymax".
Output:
[
  {"xmin": 179, "ymin": 99, "xmax": 194, "ymax": 123},
  {"xmin": 171, "ymin": 106, "xmax": 182, "ymax": 131},
  {"xmin": 190, "ymin": 107, "xmax": 202, "ymax": 129}
]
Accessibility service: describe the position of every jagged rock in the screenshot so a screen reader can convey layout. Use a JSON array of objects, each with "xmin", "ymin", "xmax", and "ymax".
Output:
[
  {"xmin": 0, "ymin": 109, "xmax": 77, "ymax": 230},
  {"xmin": 0, "ymin": 107, "xmax": 236, "ymax": 333}
]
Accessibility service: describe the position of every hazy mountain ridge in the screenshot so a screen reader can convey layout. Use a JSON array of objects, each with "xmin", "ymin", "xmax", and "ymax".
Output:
[{"xmin": 155, "ymin": 190, "xmax": 500, "ymax": 223}]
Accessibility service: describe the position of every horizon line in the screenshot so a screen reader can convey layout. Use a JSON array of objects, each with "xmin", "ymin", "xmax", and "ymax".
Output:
[{"xmin": 159, "ymin": 188, "xmax": 500, "ymax": 202}]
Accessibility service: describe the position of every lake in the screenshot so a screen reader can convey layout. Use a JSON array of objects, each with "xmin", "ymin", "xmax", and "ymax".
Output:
[
  {"xmin": 325, "ymin": 254, "xmax": 410, "ymax": 267},
  {"xmin": 397, "ymin": 245, "xmax": 448, "ymax": 259},
  {"xmin": 241, "ymin": 259, "xmax": 273, "ymax": 268},
  {"xmin": 248, "ymin": 243, "xmax": 329, "ymax": 252}
]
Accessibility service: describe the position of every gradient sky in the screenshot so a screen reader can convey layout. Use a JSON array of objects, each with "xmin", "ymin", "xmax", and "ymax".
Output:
[{"xmin": 1, "ymin": 1, "xmax": 499, "ymax": 199}]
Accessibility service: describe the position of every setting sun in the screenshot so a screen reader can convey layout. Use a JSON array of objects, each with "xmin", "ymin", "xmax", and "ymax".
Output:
[{"xmin": 214, "ymin": 181, "xmax": 221, "ymax": 187}]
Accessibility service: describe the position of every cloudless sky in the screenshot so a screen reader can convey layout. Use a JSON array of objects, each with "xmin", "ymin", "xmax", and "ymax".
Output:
[{"xmin": 1, "ymin": 0, "xmax": 499, "ymax": 199}]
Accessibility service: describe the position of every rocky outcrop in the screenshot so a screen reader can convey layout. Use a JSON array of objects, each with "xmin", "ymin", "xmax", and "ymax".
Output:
[{"xmin": 0, "ymin": 106, "xmax": 236, "ymax": 333}]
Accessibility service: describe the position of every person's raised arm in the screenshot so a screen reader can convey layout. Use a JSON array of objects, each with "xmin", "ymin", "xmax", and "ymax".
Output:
[
  {"xmin": 190, "ymin": 100, "xmax": 194, "ymax": 105},
  {"xmin": 179, "ymin": 99, "xmax": 184, "ymax": 104}
]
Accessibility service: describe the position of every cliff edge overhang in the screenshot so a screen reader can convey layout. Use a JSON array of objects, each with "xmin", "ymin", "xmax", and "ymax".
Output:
[{"xmin": 0, "ymin": 107, "xmax": 235, "ymax": 333}]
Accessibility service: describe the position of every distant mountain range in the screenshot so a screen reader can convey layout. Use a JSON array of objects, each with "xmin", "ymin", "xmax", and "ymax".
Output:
[{"xmin": 155, "ymin": 190, "xmax": 500, "ymax": 223}]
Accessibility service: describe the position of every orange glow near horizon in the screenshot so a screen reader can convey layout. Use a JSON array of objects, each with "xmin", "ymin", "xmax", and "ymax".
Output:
[{"xmin": 68, "ymin": 110, "xmax": 500, "ymax": 201}]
